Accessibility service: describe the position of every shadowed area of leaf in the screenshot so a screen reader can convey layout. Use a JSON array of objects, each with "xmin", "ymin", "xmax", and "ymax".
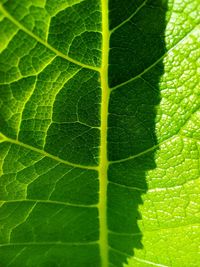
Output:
[{"xmin": 107, "ymin": 0, "xmax": 168, "ymax": 266}]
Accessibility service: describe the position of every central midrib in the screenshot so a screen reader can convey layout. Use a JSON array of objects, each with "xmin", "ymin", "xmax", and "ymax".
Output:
[{"xmin": 98, "ymin": 0, "xmax": 110, "ymax": 266}]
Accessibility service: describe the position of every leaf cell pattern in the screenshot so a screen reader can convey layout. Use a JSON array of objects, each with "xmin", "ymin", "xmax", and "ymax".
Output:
[{"xmin": 0, "ymin": 0, "xmax": 200, "ymax": 266}]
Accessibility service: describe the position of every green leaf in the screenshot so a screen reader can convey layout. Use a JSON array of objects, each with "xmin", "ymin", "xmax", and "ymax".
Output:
[{"xmin": 0, "ymin": 0, "xmax": 199, "ymax": 267}]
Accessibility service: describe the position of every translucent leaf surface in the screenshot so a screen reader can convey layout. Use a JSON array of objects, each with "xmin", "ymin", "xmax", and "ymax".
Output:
[{"xmin": 0, "ymin": 0, "xmax": 199, "ymax": 266}]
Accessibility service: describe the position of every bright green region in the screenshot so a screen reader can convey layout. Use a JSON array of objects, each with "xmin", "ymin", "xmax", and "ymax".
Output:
[
  {"xmin": 180, "ymin": 111, "xmax": 200, "ymax": 140},
  {"xmin": 127, "ymin": 226, "xmax": 200, "ymax": 267},
  {"xmin": 147, "ymin": 137, "xmax": 199, "ymax": 189},
  {"xmin": 0, "ymin": 30, "xmax": 55, "ymax": 83},
  {"xmin": 0, "ymin": 0, "xmax": 199, "ymax": 267},
  {"xmin": 156, "ymin": 29, "xmax": 200, "ymax": 143},
  {"xmin": 1, "ymin": 0, "xmax": 50, "ymax": 40}
]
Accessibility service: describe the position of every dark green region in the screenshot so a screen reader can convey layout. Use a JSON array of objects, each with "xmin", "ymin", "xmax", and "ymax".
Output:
[
  {"xmin": 44, "ymin": 69, "xmax": 101, "ymax": 166},
  {"xmin": 48, "ymin": 0, "xmax": 102, "ymax": 67},
  {"xmin": 107, "ymin": 0, "xmax": 167, "ymax": 266},
  {"xmin": 0, "ymin": 143, "xmax": 100, "ymax": 266},
  {"xmin": 0, "ymin": 245, "xmax": 100, "ymax": 267}
]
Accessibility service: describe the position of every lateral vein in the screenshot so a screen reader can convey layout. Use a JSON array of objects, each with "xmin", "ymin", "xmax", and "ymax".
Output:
[
  {"xmin": 110, "ymin": 24, "xmax": 199, "ymax": 91},
  {"xmin": 0, "ymin": 5, "xmax": 100, "ymax": 72},
  {"xmin": 110, "ymin": 0, "xmax": 148, "ymax": 34},
  {"xmin": 1, "ymin": 199, "xmax": 97, "ymax": 208},
  {"xmin": 0, "ymin": 133, "xmax": 98, "ymax": 170}
]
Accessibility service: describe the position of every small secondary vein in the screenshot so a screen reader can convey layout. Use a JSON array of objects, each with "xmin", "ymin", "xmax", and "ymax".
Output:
[
  {"xmin": 0, "ymin": 241, "xmax": 99, "ymax": 247},
  {"xmin": 110, "ymin": 0, "xmax": 148, "ymax": 34},
  {"xmin": 1, "ymin": 199, "xmax": 97, "ymax": 208},
  {"xmin": 108, "ymin": 132, "xmax": 188, "ymax": 164},
  {"xmin": 108, "ymin": 180, "xmax": 145, "ymax": 192}
]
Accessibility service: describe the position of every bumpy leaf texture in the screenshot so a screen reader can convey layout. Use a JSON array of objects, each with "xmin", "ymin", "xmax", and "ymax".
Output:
[{"xmin": 0, "ymin": 0, "xmax": 199, "ymax": 266}]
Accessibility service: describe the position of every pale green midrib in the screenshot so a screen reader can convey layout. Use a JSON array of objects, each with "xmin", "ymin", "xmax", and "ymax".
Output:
[
  {"xmin": 0, "ymin": 5, "xmax": 100, "ymax": 72},
  {"xmin": 0, "ymin": 133, "xmax": 97, "ymax": 170},
  {"xmin": 98, "ymin": 0, "xmax": 110, "ymax": 266}
]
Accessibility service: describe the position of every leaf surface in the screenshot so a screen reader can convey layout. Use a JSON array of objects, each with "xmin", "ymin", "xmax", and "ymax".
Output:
[{"xmin": 0, "ymin": 0, "xmax": 199, "ymax": 267}]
